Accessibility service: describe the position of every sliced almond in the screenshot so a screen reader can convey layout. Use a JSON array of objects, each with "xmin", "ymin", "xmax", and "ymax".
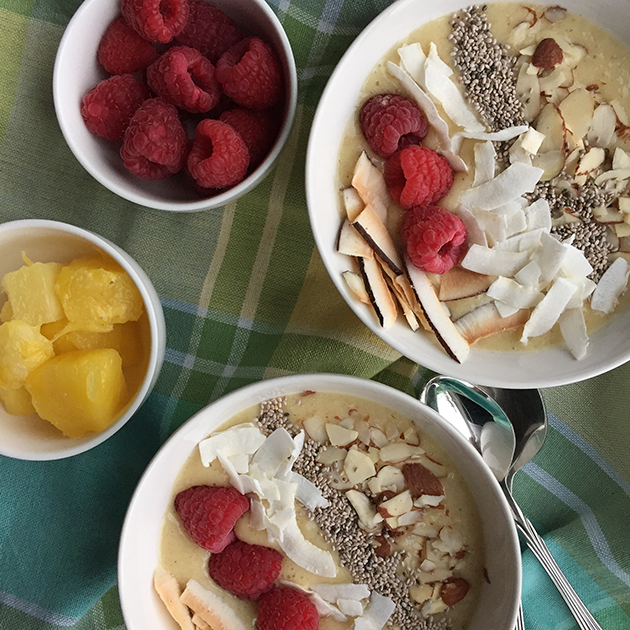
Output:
[
  {"xmin": 515, "ymin": 60, "xmax": 541, "ymax": 121},
  {"xmin": 558, "ymin": 88, "xmax": 595, "ymax": 141},
  {"xmin": 379, "ymin": 442, "xmax": 420, "ymax": 463},
  {"xmin": 531, "ymin": 150, "xmax": 565, "ymax": 181},
  {"xmin": 326, "ymin": 423, "xmax": 358, "ymax": 447},
  {"xmin": 588, "ymin": 103, "xmax": 618, "ymax": 149},
  {"xmin": 344, "ymin": 446, "xmax": 376, "ymax": 484},
  {"xmin": 378, "ymin": 490, "xmax": 414, "ymax": 518},
  {"xmin": 535, "ymin": 103, "xmax": 566, "ymax": 153},
  {"xmin": 346, "ymin": 489, "xmax": 383, "ymax": 530},
  {"xmin": 402, "ymin": 462, "xmax": 443, "ymax": 497}
]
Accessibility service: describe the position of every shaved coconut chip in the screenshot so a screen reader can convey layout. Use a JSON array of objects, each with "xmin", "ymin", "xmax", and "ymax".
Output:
[
  {"xmin": 472, "ymin": 209, "xmax": 507, "ymax": 244},
  {"xmin": 460, "ymin": 162, "xmax": 543, "ymax": 211},
  {"xmin": 488, "ymin": 276, "xmax": 543, "ymax": 308},
  {"xmin": 591, "ymin": 257, "xmax": 630, "ymax": 313},
  {"xmin": 515, "ymin": 260, "xmax": 542, "ymax": 286},
  {"xmin": 461, "ymin": 244, "xmax": 530, "ymax": 277},
  {"xmin": 353, "ymin": 204, "xmax": 404, "ymax": 276},
  {"xmin": 424, "ymin": 43, "xmax": 484, "ymax": 132},
  {"xmin": 453, "ymin": 206, "xmax": 488, "ymax": 247},
  {"xmin": 451, "ymin": 125, "xmax": 528, "ymax": 154},
  {"xmin": 199, "ymin": 423, "xmax": 265, "ymax": 466},
  {"xmin": 398, "ymin": 43, "xmax": 427, "ymax": 85},
  {"xmin": 521, "ymin": 277, "xmax": 577, "ymax": 343},
  {"xmin": 227, "ymin": 453, "xmax": 250, "ymax": 474},
  {"xmin": 251, "ymin": 427, "xmax": 299, "ymax": 477},
  {"xmin": 405, "ymin": 257, "xmax": 470, "ymax": 363},
  {"xmin": 565, "ymin": 277, "xmax": 596, "ymax": 309},
  {"xmin": 560, "ymin": 245, "xmax": 593, "ymax": 280},
  {"xmin": 353, "ymin": 592, "xmax": 396, "ymax": 630},
  {"xmin": 493, "ymin": 228, "xmax": 544, "ymax": 253},
  {"xmin": 343, "ymin": 271, "xmax": 371, "ymax": 305},
  {"xmin": 338, "ymin": 599, "xmax": 365, "ymax": 618},
  {"xmin": 284, "ymin": 471, "xmax": 329, "ymax": 509},
  {"xmin": 358, "ymin": 257, "xmax": 398, "ymax": 328},
  {"xmin": 455, "ymin": 302, "xmax": 530, "ymax": 344},
  {"xmin": 559, "ymin": 307, "xmax": 589, "ymax": 359},
  {"xmin": 277, "ymin": 517, "xmax": 337, "ymax": 577},
  {"xmin": 386, "ymin": 62, "xmax": 467, "ymax": 172},
  {"xmin": 526, "ymin": 198, "xmax": 552, "ymax": 232},
  {"xmin": 217, "ymin": 452, "xmax": 245, "ymax": 494},
  {"xmin": 495, "ymin": 300, "xmax": 520, "ymax": 318},
  {"xmin": 473, "ymin": 141, "xmax": 496, "ymax": 186},
  {"xmin": 520, "ymin": 128, "xmax": 546, "ymax": 154},
  {"xmin": 343, "ymin": 187, "xmax": 365, "ymax": 221},
  {"xmin": 438, "ymin": 266, "xmax": 494, "ymax": 301},
  {"xmin": 278, "ymin": 581, "xmax": 348, "ymax": 622},
  {"xmin": 352, "ymin": 153, "xmax": 390, "ymax": 223},
  {"xmin": 249, "ymin": 498, "xmax": 266, "ymax": 530},
  {"xmin": 594, "ymin": 169, "xmax": 630, "ymax": 186},
  {"xmin": 312, "ymin": 583, "xmax": 371, "ymax": 603},
  {"xmin": 534, "ymin": 232, "xmax": 569, "ymax": 283},
  {"xmin": 503, "ymin": 205, "xmax": 528, "ymax": 238},
  {"xmin": 337, "ymin": 220, "xmax": 374, "ymax": 259},
  {"xmin": 588, "ymin": 103, "xmax": 617, "ymax": 149}
]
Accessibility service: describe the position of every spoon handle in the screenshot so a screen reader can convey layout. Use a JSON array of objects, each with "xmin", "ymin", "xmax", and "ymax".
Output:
[
  {"xmin": 514, "ymin": 603, "xmax": 526, "ymax": 630},
  {"xmin": 501, "ymin": 481, "xmax": 604, "ymax": 630}
]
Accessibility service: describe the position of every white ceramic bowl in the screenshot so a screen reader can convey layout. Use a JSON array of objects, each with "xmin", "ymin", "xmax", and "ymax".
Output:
[
  {"xmin": 118, "ymin": 373, "xmax": 520, "ymax": 630},
  {"xmin": 0, "ymin": 219, "xmax": 166, "ymax": 460},
  {"xmin": 306, "ymin": 0, "xmax": 630, "ymax": 389},
  {"xmin": 53, "ymin": 0, "xmax": 297, "ymax": 212}
]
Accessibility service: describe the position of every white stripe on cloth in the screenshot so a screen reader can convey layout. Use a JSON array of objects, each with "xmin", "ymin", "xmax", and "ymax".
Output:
[{"xmin": 0, "ymin": 590, "xmax": 80, "ymax": 627}]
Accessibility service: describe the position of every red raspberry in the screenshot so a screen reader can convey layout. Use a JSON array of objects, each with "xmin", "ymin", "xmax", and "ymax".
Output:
[
  {"xmin": 121, "ymin": 0, "xmax": 189, "ymax": 44},
  {"xmin": 216, "ymin": 37, "xmax": 283, "ymax": 109},
  {"xmin": 384, "ymin": 145, "xmax": 453, "ymax": 209},
  {"xmin": 359, "ymin": 93, "xmax": 428, "ymax": 158},
  {"xmin": 257, "ymin": 587, "xmax": 319, "ymax": 630},
  {"xmin": 81, "ymin": 74, "xmax": 150, "ymax": 141},
  {"xmin": 174, "ymin": 485, "xmax": 250, "ymax": 553},
  {"xmin": 401, "ymin": 205, "xmax": 468, "ymax": 274},
  {"xmin": 188, "ymin": 119, "xmax": 250, "ymax": 189},
  {"xmin": 147, "ymin": 47, "xmax": 222, "ymax": 114},
  {"xmin": 97, "ymin": 16, "xmax": 158, "ymax": 74},
  {"xmin": 174, "ymin": 0, "xmax": 242, "ymax": 64},
  {"xmin": 207, "ymin": 540, "xmax": 282, "ymax": 599},
  {"xmin": 219, "ymin": 108, "xmax": 278, "ymax": 169},
  {"xmin": 121, "ymin": 97, "xmax": 187, "ymax": 180}
]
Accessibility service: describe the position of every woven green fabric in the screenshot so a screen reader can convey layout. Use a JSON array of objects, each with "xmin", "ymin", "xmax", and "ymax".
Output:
[{"xmin": 0, "ymin": 1, "xmax": 629, "ymax": 629}]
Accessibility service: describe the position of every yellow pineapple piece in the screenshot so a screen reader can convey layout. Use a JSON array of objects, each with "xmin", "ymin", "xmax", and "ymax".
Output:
[
  {"xmin": 0, "ymin": 320, "xmax": 55, "ymax": 389},
  {"xmin": 55, "ymin": 256, "xmax": 144, "ymax": 332},
  {"xmin": 0, "ymin": 386, "xmax": 36, "ymax": 415},
  {"xmin": 0, "ymin": 300, "xmax": 12, "ymax": 322},
  {"xmin": 25, "ymin": 349, "xmax": 128, "ymax": 438},
  {"xmin": 41, "ymin": 319, "xmax": 141, "ymax": 366},
  {"xmin": 2, "ymin": 261, "xmax": 64, "ymax": 326}
]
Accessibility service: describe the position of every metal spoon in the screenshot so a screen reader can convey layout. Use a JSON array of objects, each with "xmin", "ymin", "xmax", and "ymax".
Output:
[{"xmin": 421, "ymin": 376, "xmax": 604, "ymax": 630}]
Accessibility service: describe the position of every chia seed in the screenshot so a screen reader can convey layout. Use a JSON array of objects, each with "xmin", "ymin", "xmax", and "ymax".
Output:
[{"xmin": 256, "ymin": 398, "xmax": 447, "ymax": 630}]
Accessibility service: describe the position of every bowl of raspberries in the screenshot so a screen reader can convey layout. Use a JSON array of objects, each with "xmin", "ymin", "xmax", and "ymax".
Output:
[{"xmin": 53, "ymin": 0, "xmax": 297, "ymax": 211}]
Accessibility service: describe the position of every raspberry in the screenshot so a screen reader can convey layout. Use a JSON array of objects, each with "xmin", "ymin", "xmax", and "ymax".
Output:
[
  {"xmin": 384, "ymin": 145, "xmax": 453, "ymax": 209},
  {"xmin": 359, "ymin": 93, "xmax": 428, "ymax": 158},
  {"xmin": 216, "ymin": 37, "xmax": 283, "ymax": 109},
  {"xmin": 81, "ymin": 74, "xmax": 150, "ymax": 141},
  {"xmin": 121, "ymin": 0, "xmax": 189, "ymax": 44},
  {"xmin": 174, "ymin": 485, "xmax": 250, "ymax": 553},
  {"xmin": 187, "ymin": 119, "xmax": 250, "ymax": 189},
  {"xmin": 219, "ymin": 108, "xmax": 278, "ymax": 169},
  {"xmin": 147, "ymin": 47, "xmax": 222, "ymax": 114},
  {"xmin": 401, "ymin": 205, "xmax": 468, "ymax": 274},
  {"xmin": 120, "ymin": 97, "xmax": 187, "ymax": 180},
  {"xmin": 97, "ymin": 16, "xmax": 158, "ymax": 74},
  {"xmin": 257, "ymin": 587, "xmax": 319, "ymax": 630},
  {"xmin": 174, "ymin": 0, "xmax": 242, "ymax": 64},
  {"xmin": 207, "ymin": 540, "xmax": 282, "ymax": 599}
]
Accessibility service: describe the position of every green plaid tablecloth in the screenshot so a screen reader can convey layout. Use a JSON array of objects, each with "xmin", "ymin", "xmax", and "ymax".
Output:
[{"xmin": 1, "ymin": 1, "xmax": 629, "ymax": 629}]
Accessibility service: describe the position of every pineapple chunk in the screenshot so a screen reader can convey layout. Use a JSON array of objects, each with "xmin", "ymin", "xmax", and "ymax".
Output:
[
  {"xmin": 0, "ymin": 320, "xmax": 55, "ymax": 389},
  {"xmin": 25, "ymin": 349, "xmax": 128, "ymax": 438},
  {"xmin": 41, "ymin": 319, "xmax": 141, "ymax": 366},
  {"xmin": 0, "ymin": 386, "xmax": 35, "ymax": 415},
  {"xmin": 2, "ymin": 262, "xmax": 64, "ymax": 326},
  {"xmin": 55, "ymin": 256, "xmax": 144, "ymax": 332}
]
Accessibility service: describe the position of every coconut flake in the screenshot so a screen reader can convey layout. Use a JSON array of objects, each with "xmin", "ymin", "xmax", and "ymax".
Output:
[
  {"xmin": 353, "ymin": 592, "xmax": 396, "ymax": 630},
  {"xmin": 424, "ymin": 43, "xmax": 485, "ymax": 132},
  {"xmin": 526, "ymin": 198, "xmax": 552, "ymax": 232},
  {"xmin": 558, "ymin": 307, "xmax": 589, "ymax": 360},
  {"xmin": 590, "ymin": 257, "xmax": 630, "ymax": 313},
  {"xmin": 250, "ymin": 427, "xmax": 299, "ymax": 478},
  {"xmin": 488, "ymin": 276, "xmax": 543, "ymax": 308},
  {"xmin": 534, "ymin": 232, "xmax": 570, "ymax": 283},
  {"xmin": 278, "ymin": 582, "xmax": 348, "ymax": 621},
  {"xmin": 473, "ymin": 141, "xmax": 496, "ymax": 186},
  {"xmin": 312, "ymin": 583, "xmax": 371, "ymax": 603},
  {"xmin": 451, "ymin": 125, "xmax": 529, "ymax": 154},
  {"xmin": 521, "ymin": 277, "xmax": 578, "ymax": 343},
  {"xmin": 460, "ymin": 162, "xmax": 543, "ymax": 211},
  {"xmin": 461, "ymin": 244, "xmax": 530, "ymax": 277},
  {"xmin": 352, "ymin": 153, "xmax": 390, "ymax": 223},
  {"xmin": 515, "ymin": 260, "xmax": 542, "ymax": 286},
  {"xmin": 199, "ymin": 423, "xmax": 265, "ymax": 467}
]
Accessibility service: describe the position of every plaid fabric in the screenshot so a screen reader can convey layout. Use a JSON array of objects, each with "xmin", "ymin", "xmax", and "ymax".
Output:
[{"xmin": 0, "ymin": 1, "xmax": 629, "ymax": 629}]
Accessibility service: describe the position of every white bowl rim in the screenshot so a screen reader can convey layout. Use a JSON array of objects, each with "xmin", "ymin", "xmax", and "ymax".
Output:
[
  {"xmin": 118, "ymin": 372, "xmax": 521, "ymax": 630},
  {"xmin": 0, "ymin": 218, "xmax": 166, "ymax": 460},
  {"xmin": 52, "ymin": 0, "xmax": 298, "ymax": 213},
  {"xmin": 305, "ymin": 0, "xmax": 630, "ymax": 389}
]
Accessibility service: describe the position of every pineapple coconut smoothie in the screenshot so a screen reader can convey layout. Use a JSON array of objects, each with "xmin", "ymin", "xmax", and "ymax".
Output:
[
  {"xmin": 0, "ymin": 255, "xmax": 149, "ymax": 437},
  {"xmin": 155, "ymin": 392, "xmax": 485, "ymax": 630},
  {"xmin": 336, "ymin": 3, "xmax": 630, "ymax": 363}
]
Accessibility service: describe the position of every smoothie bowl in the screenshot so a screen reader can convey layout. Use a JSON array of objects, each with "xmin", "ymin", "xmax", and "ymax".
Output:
[
  {"xmin": 306, "ymin": 0, "xmax": 630, "ymax": 388},
  {"xmin": 118, "ymin": 374, "xmax": 520, "ymax": 630}
]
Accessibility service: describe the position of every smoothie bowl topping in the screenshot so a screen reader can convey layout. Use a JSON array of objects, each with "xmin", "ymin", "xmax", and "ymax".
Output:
[
  {"xmin": 336, "ymin": 3, "xmax": 630, "ymax": 364},
  {"xmin": 154, "ymin": 392, "xmax": 486, "ymax": 630}
]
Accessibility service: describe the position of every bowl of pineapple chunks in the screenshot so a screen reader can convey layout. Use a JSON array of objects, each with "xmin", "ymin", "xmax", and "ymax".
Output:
[{"xmin": 0, "ymin": 219, "xmax": 166, "ymax": 460}]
